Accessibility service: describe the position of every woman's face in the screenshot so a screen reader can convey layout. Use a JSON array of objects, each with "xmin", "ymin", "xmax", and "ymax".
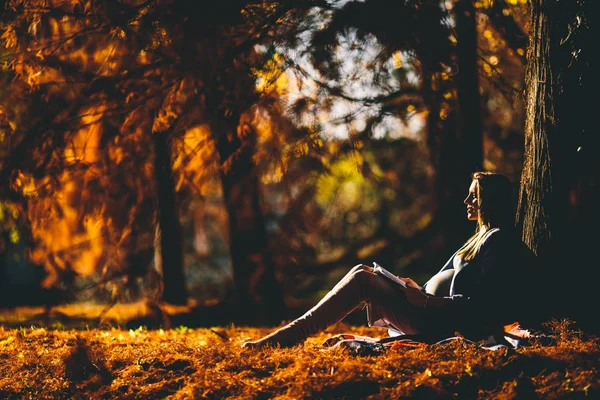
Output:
[{"xmin": 464, "ymin": 180, "xmax": 479, "ymax": 221}]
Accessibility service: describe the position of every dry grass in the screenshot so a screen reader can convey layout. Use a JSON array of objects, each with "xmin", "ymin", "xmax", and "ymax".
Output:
[
  {"xmin": 0, "ymin": 301, "xmax": 195, "ymax": 328},
  {"xmin": 0, "ymin": 319, "xmax": 598, "ymax": 399}
]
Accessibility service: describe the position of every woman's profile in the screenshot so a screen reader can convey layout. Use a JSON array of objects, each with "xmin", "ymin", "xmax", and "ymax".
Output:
[{"xmin": 242, "ymin": 171, "xmax": 522, "ymax": 349}]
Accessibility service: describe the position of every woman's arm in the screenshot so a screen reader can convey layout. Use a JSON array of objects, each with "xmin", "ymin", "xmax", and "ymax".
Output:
[
  {"xmin": 407, "ymin": 230, "xmax": 517, "ymax": 311},
  {"xmin": 405, "ymin": 287, "xmax": 454, "ymax": 309},
  {"xmin": 397, "ymin": 276, "xmax": 421, "ymax": 290}
]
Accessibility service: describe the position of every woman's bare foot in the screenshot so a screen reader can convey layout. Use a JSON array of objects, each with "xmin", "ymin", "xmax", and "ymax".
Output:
[
  {"xmin": 241, "ymin": 338, "xmax": 300, "ymax": 350},
  {"xmin": 242, "ymin": 320, "xmax": 306, "ymax": 349},
  {"xmin": 241, "ymin": 340, "xmax": 262, "ymax": 349},
  {"xmin": 240, "ymin": 325, "xmax": 305, "ymax": 350}
]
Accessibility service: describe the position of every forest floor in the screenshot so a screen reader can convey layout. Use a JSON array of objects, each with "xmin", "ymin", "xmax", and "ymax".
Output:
[{"xmin": 0, "ymin": 304, "xmax": 598, "ymax": 399}]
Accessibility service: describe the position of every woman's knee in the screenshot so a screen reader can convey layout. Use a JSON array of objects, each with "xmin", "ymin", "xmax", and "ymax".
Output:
[
  {"xmin": 348, "ymin": 269, "xmax": 377, "ymax": 301},
  {"xmin": 350, "ymin": 270, "xmax": 403, "ymax": 305}
]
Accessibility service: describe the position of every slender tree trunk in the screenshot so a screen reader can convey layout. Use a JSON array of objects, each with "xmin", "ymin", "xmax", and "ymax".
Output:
[
  {"xmin": 419, "ymin": 68, "xmax": 442, "ymax": 176},
  {"xmin": 518, "ymin": 0, "xmax": 600, "ymax": 331},
  {"xmin": 454, "ymin": 0, "xmax": 483, "ymax": 173},
  {"xmin": 417, "ymin": 62, "xmax": 445, "ymax": 216},
  {"xmin": 417, "ymin": 0, "xmax": 485, "ymax": 259},
  {"xmin": 197, "ymin": 19, "xmax": 285, "ymax": 325},
  {"xmin": 154, "ymin": 130, "xmax": 188, "ymax": 305},
  {"xmin": 422, "ymin": 0, "xmax": 484, "ymax": 260},
  {"xmin": 216, "ymin": 117, "xmax": 286, "ymax": 325},
  {"xmin": 438, "ymin": 110, "xmax": 473, "ymax": 247}
]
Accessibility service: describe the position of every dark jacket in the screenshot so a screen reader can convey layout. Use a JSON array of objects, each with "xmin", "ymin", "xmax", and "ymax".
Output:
[{"xmin": 428, "ymin": 228, "xmax": 524, "ymax": 339}]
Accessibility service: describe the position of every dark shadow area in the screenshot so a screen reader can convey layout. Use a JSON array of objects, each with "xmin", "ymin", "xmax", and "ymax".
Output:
[{"xmin": 313, "ymin": 380, "xmax": 381, "ymax": 399}]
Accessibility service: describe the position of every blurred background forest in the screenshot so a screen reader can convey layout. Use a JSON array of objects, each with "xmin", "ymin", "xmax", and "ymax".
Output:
[{"xmin": 0, "ymin": 0, "xmax": 581, "ymax": 327}]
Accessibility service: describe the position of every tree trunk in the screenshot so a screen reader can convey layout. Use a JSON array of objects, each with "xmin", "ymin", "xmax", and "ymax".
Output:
[
  {"xmin": 454, "ymin": 0, "xmax": 483, "ymax": 173},
  {"xmin": 518, "ymin": 0, "xmax": 600, "ymax": 332},
  {"xmin": 216, "ymin": 118, "xmax": 286, "ymax": 326},
  {"xmin": 438, "ymin": 110, "xmax": 474, "ymax": 249},
  {"xmin": 432, "ymin": 0, "xmax": 485, "ymax": 265},
  {"xmin": 417, "ymin": 0, "xmax": 485, "ymax": 261},
  {"xmin": 154, "ymin": 130, "xmax": 188, "ymax": 305}
]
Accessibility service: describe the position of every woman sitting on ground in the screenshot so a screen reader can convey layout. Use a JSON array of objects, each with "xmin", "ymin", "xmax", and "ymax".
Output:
[{"xmin": 243, "ymin": 171, "xmax": 522, "ymax": 349}]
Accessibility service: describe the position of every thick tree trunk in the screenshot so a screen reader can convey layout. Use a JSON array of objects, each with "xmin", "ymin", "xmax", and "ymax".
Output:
[
  {"xmin": 216, "ymin": 118, "xmax": 286, "ymax": 325},
  {"xmin": 153, "ymin": 130, "xmax": 188, "ymax": 305},
  {"xmin": 518, "ymin": 0, "xmax": 558, "ymax": 255},
  {"xmin": 518, "ymin": 0, "xmax": 600, "ymax": 332}
]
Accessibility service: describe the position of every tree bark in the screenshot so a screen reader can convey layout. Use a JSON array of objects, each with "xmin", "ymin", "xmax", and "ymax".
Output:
[
  {"xmin": 154, "ymin": 130, "xmax": 188, "ymax": 305},
  {"xmin": 518, "ymin": 0, "xmax": 600, "ymax": 331},
  {"xmin": 518, "ymin": 0, "xmax": 557, "ymax": 255}
]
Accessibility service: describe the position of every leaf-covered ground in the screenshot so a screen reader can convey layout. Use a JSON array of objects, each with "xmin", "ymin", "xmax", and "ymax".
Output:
[{"xmin": 0, "ymin": 319, "xmax": 598, "ymax": 399}]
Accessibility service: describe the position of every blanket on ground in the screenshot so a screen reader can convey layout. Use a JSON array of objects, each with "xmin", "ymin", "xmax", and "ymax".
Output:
[{"xmin": 321, "ymin": 322, "xmax": 554, "ymax": 356}]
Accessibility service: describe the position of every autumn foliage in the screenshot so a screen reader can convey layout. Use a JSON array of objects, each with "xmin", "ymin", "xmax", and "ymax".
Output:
[
  {"xmin": 1, "ymin": 2, "xmax": 599, "ymax": 397},
  {"xmin": 0, "ymin": 319, "xmax": 597, "ymax": 399}
]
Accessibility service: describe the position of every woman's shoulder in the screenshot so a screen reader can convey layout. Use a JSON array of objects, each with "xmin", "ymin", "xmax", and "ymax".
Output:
[{"xmin": 481, "ymin": 227, "xmax": 520, "ymax": 248}]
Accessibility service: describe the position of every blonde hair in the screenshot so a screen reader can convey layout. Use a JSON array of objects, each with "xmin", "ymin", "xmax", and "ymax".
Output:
[{"xmin": 456, "ymin": 172, "xmax": 515, "ymax": 261}]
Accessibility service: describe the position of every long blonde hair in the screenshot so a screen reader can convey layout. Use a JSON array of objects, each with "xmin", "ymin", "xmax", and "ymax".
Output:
[{"xmin": 456, "ymin": 172, "xmax": 515, "ymax": 261}]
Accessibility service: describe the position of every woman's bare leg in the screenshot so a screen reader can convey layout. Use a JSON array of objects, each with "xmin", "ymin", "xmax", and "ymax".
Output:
[{"xmin": 242, "ymin": 264, "xmax": 417, "ymax": 349}]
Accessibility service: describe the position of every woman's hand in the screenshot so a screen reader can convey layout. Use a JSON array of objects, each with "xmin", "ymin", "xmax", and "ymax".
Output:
[
  {"xmin": 398, "ymin": 276, "xmax": 422, "ymax": 290},
  {"xmin": 405, "ymin": 287, "xmax": 430, "ymax": 308}
]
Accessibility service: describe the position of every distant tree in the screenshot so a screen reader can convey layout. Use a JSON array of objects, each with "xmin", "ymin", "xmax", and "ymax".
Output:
[
  {"xmin": 277, "ymin": 0, "xmax": 527, "ymax": 264},
  {"xmin": 437, "ymin": 0, "xmax": 484, "ymax": 250},
  {"xmin": 0, "ymin": 0, "xmax": 327, "ymax": 321},
  {"xmin": 274, "ymin": 0, "xmax": 457, "ymax": 266},
  {"xmin": 0, "ymin": 0, "xmax": 187, "ymax": 304}
]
